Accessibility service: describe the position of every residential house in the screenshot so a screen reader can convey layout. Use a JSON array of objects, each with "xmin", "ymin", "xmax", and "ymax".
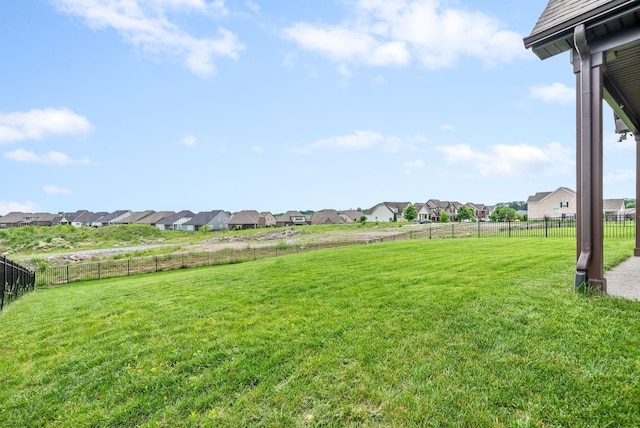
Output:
[
  {"xmin": 93, "ymin": 210, "xmax": 131, "ymax": 227},
  {"xmin": 183, "ymin": 210, "xmax": 231, "ymax": 231},
  {"xmin": 364, "ymin": 202, "xmax": 412, "ymax": 222},
  {"xmin": 311, "ymin": 209, "xmax": 346, "ymax": 225},
  {"xmin": 54, "ymin": 210, "xmax": 91, "ymax": 226},
  {"xmin": 136, "ymin": 211, "xmax": 174, "ymax": 227},
  {"xmin": 276, "ymin": 211, "xmax": 309, "ymax": 227},
  {"xmin": 115, "ymin": 210, "xmax": 155, "ymax": 225},
  {"xmin": 228, "ymin": 210, "xmax": 263, "ymax": 230},
  {"xmin": 339, "ymin": 210, "xmax": 362, "ymax": 223},
  {"xmin": 425, "ymin": 200, "xmax": 454, "ymax": 221},
  {"xmin": 603, "ymin": 199, "xmax": 626, "ymax": 220},
  {"xmin": 261, "ymin": 212, "xmax": 277, "ymax": 227},
  {"xmin": 29, "ymin": 213, "xmax": 58, "ymax": 227},
  {"xmin": 0, "ymin": 212, "xmax": 29, "ymax": 228},
  {"xmin": 79, "ymin": 212, "xmax": 108, "ymax": 227},
  {"xmin": 155, "ymin": 210, "xmax": 194, "ymax": 230},
  {"xmin": 414, "ymin": 203, "xmax": 430, "ymax": 222},
  {"xmin": 527, "ymin": 187, "xmax": 576, "ymax": 219},
  {"xmin": 465, "ymin": 203, "xmax": 491, "ymax": 221}
]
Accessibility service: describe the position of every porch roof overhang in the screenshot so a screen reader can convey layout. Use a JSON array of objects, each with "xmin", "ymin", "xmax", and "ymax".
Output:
[{"xmin": 524, "ymin": 0, "xmax": 640, "ymax": 134}]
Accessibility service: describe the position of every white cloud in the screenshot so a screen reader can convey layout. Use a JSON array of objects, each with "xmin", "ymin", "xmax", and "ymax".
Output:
[
  {"xmin": 293, "ymin": 130, "xmax": 428, "ymax": 155},
  {"xmin": 245, "ymin": 1, "xmax": 260, "ymax": 14},
  {"xmin": 372, "ymin": 74, "xmax": 386, "ymax": 85},
  {"xmin": 52, "ymin": 0, "xmax": 244, "ymax": 76},
  {"xmin": 44, "ymin": 184, "xmax": 71, "ymax": 195},
  {"xmin": 403, "ymin": 158, "xmax": 425, "ymax": 174},
  {"xmin": 0, "ymin": 201, "xmax": 39, "ymax": 216},
  {"xmin": 0, "ymin": 108, "xmax": 92, "ymax": 143},
  {"xmin": 529, "ymin": 82, "xmax": 574, "ymax": 104},
  {"xmin": 251, "ymin": 145, "xmax": 264, "ymax": 153},
  {"xmin": 4, "ymin": 148, "xmax": 90, "ymax": 165},
  {"xmin": 283, "ymin": 0, "xmax": 526, "ymax": 69},
  {"xmin": 605, "ymin": 169, "xmax": 635, "ymax": 184},
  {"xmin": 441, "ymin": 124, "xmax": 456, "ymax": 131},
  {"xmin": 338, "ymin": 64, "xmax": 352, "ymax": 77},
  {"xmin": 181, "ymin": 134, "xmax": 197, "ymax": 147},
  {"xmin": 436, "ymin": 142, "xmax": 573, "ymax": 177}
]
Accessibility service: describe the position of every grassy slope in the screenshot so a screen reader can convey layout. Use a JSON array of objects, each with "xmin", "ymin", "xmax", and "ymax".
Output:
[{"xmin": 1, "ymin": 238, "xmax": 639, "ymax": 426}]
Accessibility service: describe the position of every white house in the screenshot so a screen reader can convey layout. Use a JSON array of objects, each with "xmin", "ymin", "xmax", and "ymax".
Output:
[
  {"xmin": 527, "ymin": 187, "xmax": 577, "ymax": 219},
  {"xmin": 364, "ymin": 202, "xmax": 411, "ymax": 222}
]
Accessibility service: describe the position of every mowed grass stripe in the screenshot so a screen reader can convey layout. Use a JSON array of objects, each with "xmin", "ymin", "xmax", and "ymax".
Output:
[{"xmin": 1, "ymin": 238, "xmax": 639, "ymax": 426}]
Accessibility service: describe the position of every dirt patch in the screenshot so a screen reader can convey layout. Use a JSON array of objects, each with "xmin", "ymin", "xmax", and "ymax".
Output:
[{"xmin": 21, "ymin": 224, "xmax": 426, "ymax": 267}]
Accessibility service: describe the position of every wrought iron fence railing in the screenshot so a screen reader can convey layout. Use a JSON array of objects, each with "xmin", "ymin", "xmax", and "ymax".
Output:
[
  {"xmin": 1, "ymin": 256, "xmax": 36, "ymax": 311},
  {"xmin": 33, "ymin": 217, "xmax": 635, "ymax": 287}
]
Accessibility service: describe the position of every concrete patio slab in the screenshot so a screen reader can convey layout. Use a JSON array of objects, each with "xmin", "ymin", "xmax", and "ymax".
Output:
[{"xmin": 606, "ymin": 256, "xmax": 640, "ymax": 301}]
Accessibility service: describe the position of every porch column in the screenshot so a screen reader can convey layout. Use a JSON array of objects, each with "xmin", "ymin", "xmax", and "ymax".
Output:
[
  {"xmin": 635, "ymin": 133, "xmax": 640, "ymax": 256},
  {"xmin": 572, "ymin": 24, "xmax": 606, "ymax": 290}
]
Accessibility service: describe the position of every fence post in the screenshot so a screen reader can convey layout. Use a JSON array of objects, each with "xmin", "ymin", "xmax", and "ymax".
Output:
[
  {"xmin": 1, "ymin": 256, "xmax": 5, "ymax": 311},
  {"xmin": 545, "ymin": 217, "xmax": 549, "ymax": 238},
  {"xmin": 127, "ymin": 259, "xmax": 131, "ymax": 276},
  {"xmin": 155, "ymin": 256, "xmax": 158, "ymax": 272},
  {"xmin": 451, "ymin": 223, "xmax": 454, "ymax": 238},
  {"xmin": 66, "ymin": 265, "xmax": 70, "ymax": 284},
  {"xmin": 508, "ymin": 219, "xmax": 512, "ymax": 238},
  {"xmin": 478, "ymin": 220, "xmax": 481, "ymax": 238}
]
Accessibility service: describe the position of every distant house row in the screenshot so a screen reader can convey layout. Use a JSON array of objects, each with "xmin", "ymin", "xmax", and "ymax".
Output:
[
  {"xmin": 0, "ymin": 209, "xmax": 363, "ymax": 230},
  {"xmin": 0, "ymin": 200, "xmax": 502, "ymax": 231},
  {"xmin": 364, "ymin": 201, "xmax": 495, "ymax": 223}
]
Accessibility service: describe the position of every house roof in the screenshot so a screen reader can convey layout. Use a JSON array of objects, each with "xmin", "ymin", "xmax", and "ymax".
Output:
[
  {"xmin": 0, "ymin": 212, "xmax": 29, "ymax": 223},
  {"xmin": 116, "ymin": 210, "xmax": 155, "ymax": 224},
  {"xmin": 184, "ymin": 210, "xmax": 226, "ymax": 225},
  {"xmin": 229, "ymin": 210, "xmax": 261, "ymax": 225},
  {"xmin": 156, "ymin": 210, "xmax": 195, "ymax": 225},
  {"xmin": 426, "ymin": 199, "xmax": 448, "ymax": 209},
  {"xmin": 339, "ymin": 210, "xmax": 362, "ymax": 221},
  {"xmin": 98, "ymin": 210, "xmax": 131, "ymax": 223},
  {"xmin": 82, "ymin": 212, "xmax": 109, "ymax": 223},
  {"xmin": 276, "ymin": 211, "xmax": 306, "ymax": 221},
  {"xmin": 58, "ymin": 210, "xmax": 90, "ymax": 223},
  {"xmin": 527, "ymin": 187, "xmax": 576, "ymax": 203},
  {"xmin": 311, "ymin": 209, "xmax": 345, "ymax": 225},
  {"xmin": 32, "ymin": 213, "xmax": 58, "ymax": 223},
  {"xmin": 524, "ymin": 1, "xmax": 640, "ymax": 133},
  {"xmin": 524, "ymin": 0, "xmax": 631, "ymax": 55},
  {"xmin": 136, "ymin": 211, "xmax": 174, "ymax": 225},
  {"xmin": 365, "ymin": 202, "xmax": 411, "ymax": 215},
  {"xmin": 603, "ymin": 198, "xmax": 626, "ymax": 211}
]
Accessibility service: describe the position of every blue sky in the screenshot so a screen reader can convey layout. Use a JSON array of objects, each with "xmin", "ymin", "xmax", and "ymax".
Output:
[{"xmin": 0, "ymin": 0, "xmax": 634, "ymax": 215}]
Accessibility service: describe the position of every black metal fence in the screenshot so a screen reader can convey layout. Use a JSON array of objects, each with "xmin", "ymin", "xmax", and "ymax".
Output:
[
  {"xmin": 1, "ymin": 256, "xmax": 36, "ymax": 311},
  {"xmin": 34, "ymin": 217, "xmax": 635, "ymax": 287}
]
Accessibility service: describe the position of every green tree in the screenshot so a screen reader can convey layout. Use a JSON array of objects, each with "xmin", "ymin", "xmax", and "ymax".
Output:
[
  {"xmin": 403, "ymin": 204, "xmax": 418, "ymax": 222},
  {"xmin": 456, "ymin": 205, "xmax": 475, "ymax": 221},
  {"xmin": 625, "ymin": 199, "xmax": 636, "ymax": 208},
  {"xmin": 502, "ymin": 201, "xmax": 527, "ymax": 211},
  {"xmin": 439, "ymin": 210, "xmax": 449, "ymax": 223},
  {"xmin": 490, "ymin": 205, "xmax": 518, "ymax": 221}
]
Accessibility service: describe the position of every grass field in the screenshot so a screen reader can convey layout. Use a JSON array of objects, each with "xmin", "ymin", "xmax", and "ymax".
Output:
[{"xmin": 1, "ymin": 238, "xmax": 639, "ymax": 426}]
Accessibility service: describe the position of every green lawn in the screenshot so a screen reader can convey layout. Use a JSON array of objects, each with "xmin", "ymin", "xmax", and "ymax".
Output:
[{"xmin": 1, "ymin": 238, "xmax": 639, "ymax": 426}]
